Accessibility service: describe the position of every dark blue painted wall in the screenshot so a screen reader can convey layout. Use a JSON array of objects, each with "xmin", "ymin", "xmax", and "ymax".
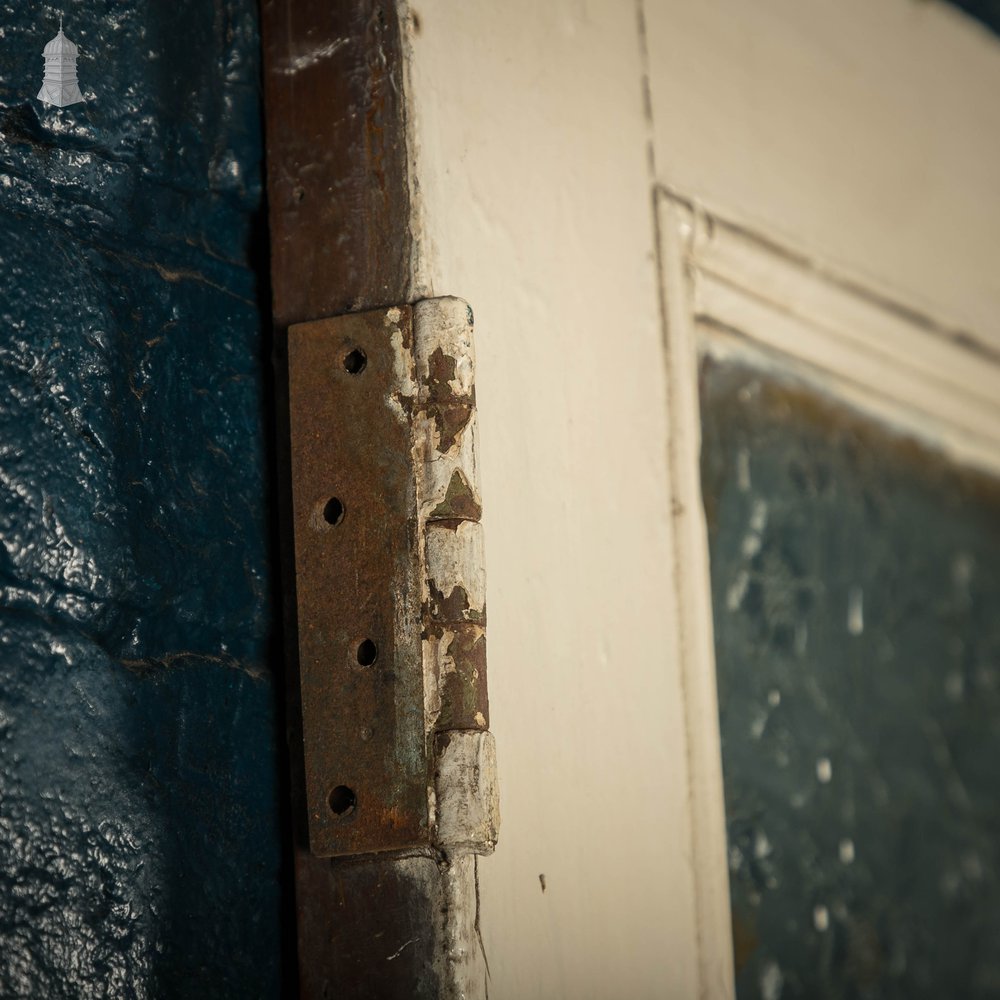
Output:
[{"xmin": 0, "ymin": 3, "xmax": 285, "ymax": 996}]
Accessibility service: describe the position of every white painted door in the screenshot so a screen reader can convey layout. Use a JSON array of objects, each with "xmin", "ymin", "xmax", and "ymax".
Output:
[{"xmin": 400, "ymin": 1, "xmax": 1000, "ymax": 995}]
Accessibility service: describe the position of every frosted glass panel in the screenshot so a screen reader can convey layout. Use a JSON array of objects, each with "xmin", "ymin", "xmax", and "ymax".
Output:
[{"xmin": 701, "ymin": 354, "xmax": 1000, "ymax": 999}]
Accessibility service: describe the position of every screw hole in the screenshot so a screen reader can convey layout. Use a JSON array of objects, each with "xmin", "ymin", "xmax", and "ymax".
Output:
[
  {"xmin": 356, "ymin": 639, "xmax": 378, "ymax": 667},
  {"xmin": 344, "ymin": 348, "xmax": 367, "ymax": 375},
  {"xmin": 328, "ymin": 785, "xmax": 356, "ymax": 816},
  {"xmin": 323, "ymin": 497, "xmax": 345, "ymax": 525}
]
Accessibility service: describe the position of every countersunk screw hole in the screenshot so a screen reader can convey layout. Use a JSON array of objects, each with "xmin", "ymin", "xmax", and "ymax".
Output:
[
  {"xmin": 344, "ymin": 348, "xmax": 367, "ymax": 374},
  {"xmin": 357, "ymin": 639, "xmax": 378, "ymax": 667},
  {"xmin": 328, "ymin": 785, "xmax": 356, "ymax": 816},
  {"xmin": 323, "ymin": 497, "xmax": 345, "ymax": 525}
]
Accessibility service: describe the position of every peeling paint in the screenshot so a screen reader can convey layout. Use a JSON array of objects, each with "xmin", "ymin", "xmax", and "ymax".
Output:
[
  {"xmin": 430, "ymin": 469, "xmax": 483, "ymax": 522},
  {"xmin": 425, "ymin": 521, "xmax": 487, "ymax": 622},
  {"xmin": 414, "ymin": 298, "xmax": 476, "ymax": 403},
  {"xmin": 423, "ymin": 625, "xmax": 489, "ymax": 733},
  {"xmin": 419, "ymin": 407, "xmax": 481, "ymax": 514},
  {"xmin": 435, "ymin": 731, "xmax": 500, "ymax": 854},
  {"xmin": 413, "ymin": 297, "xmax": 497, "ymax": 865},
  {"xmin": 289, "ymin": 297, "xmax": 496, "ymax": 864},
  {"xmin": 286, "ymin": 296, "xmax": 496, "ymax": 993}
]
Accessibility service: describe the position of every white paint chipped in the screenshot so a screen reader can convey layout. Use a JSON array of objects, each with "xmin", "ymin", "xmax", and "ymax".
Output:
[
  {"xmin": 422, "ymin": 625, "xmax": 486, "ymax": 734},
  {"xmin": 405, "ymin": 297, "xmax": 495, "ymax": 998},
  {"xmin": 425, "ymin": 521, "xmax": 487, "ymax": 616},
  {"xmin": 388, "ymin": 322, "xmax": 418, "ymax": 404},
  {"xmin": 414, "ymin": 296, "xmax": 475, "ymax": 401},
  {"xmin": 416, "ymin": 408, "xmax": 482, "ymax": 518},
  {"xmin": 422, "ymin": 635, "xmax": 444, "ymax": 736},
  {"xmin": 435, "ymin": 731, "xmax": 500, "ymax": 854}
]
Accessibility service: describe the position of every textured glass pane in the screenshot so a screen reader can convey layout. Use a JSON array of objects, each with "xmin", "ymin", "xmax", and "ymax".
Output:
[{"xmin": 701, "ymin": 352, "xmax": 1000, "ymax": 1000}]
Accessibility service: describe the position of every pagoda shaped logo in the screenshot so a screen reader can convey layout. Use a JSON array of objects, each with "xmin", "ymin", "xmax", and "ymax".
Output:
[{"xmin": 37, "ymin": 17, "xmax": 86, "ymax": 108}]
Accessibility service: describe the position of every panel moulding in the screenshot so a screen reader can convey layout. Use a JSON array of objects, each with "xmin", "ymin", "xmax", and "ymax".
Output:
[{"xmin": 655, "ymin": 185, "xmax": 1000, "ymax": 1000}]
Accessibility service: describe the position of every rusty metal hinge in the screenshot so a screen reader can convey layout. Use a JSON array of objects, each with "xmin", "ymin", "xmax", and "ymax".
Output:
[{"xmin": 286, "ymin": 297, "xmax": 499, "ymax": 859}]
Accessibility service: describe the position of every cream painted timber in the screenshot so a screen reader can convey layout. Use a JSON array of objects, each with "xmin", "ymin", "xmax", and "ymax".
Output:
[
  {"xmin": 400, "ymin": 0, "xmax": 1000, "ymax": 997},
  {"xmin": 657, "ymin": 198, "xmax": 736, "ymax": 1000},
  {"xmin": 402, "ymin": 2, "xmax": 701, "ymax": 998},
  {"xmin": 680, "ymin": 198, "xmax": 1000, "ymax": 476},
  {"xmin": 644, "ymin": 0, "xmax": 1000, "ymax": 348}
]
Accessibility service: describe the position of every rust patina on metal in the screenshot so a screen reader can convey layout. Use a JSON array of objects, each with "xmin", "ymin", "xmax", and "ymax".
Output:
[
  {"xmin": 287, "ymin": 306, "xmax": 428, "ymax": 857},
  {"xmin": 414, "ymin": 298, "xmax": 492, "ymax": 741},
  {"xmin": 288, "ymin": 299, "xmax": 498, "ymax": 859},
  {"xmin": 285, "ymin": 299, "xmax": 499, "ymax": 998},
  {"xmin": 263, "ymin": 3, "xmax": 497, "ymax": 994},
  {"xmin": 260, "ymin": 1, "xmax": 434, "ymax": 991}
]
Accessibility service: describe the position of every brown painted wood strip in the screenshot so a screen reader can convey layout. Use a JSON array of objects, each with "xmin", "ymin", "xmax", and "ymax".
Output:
[
  {"xmin": 260, "ymin": 3, "xmax": 446, "ymax": 997},
  {"xmin": 262, "ymin": 0, "xmax": 412, "ymax": 330}
]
